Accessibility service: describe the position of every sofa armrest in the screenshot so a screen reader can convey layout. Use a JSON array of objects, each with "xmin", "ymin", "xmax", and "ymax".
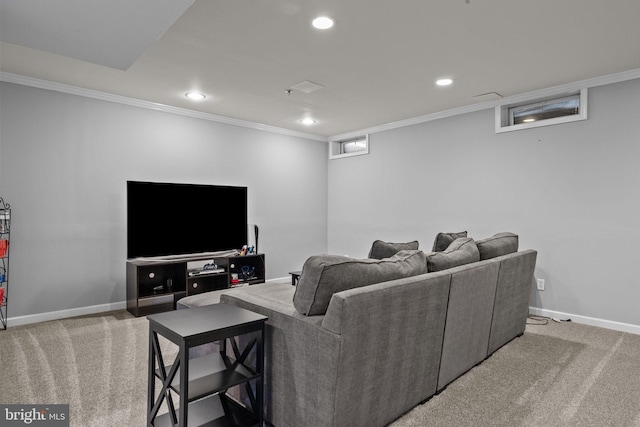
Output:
[
  {"xmin": 488, "ymin": 249, "xmax": 538, "ymax": 354},
  {"xmin": 320, "ymin": 271, "xmax": 451, "ymax": 426},
  {"xmin": 220, "ymin": 284, "xmax": 342, "ymax": 427},
  {"xmin": 177, "ymin": 286, "xmax": 243, "ymax": 309},
  {"xmin": 436, "ymin": 261, "xmax": 500, "ymax": 391}
]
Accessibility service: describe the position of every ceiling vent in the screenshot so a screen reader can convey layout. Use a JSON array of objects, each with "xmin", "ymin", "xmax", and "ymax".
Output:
[
  {"xmin": 289, "ymin": 80, "xmax": 325, "ymax": 94},
  {"xmin": 472, "ymin": 92, "xmax": 503, "ymax": 102}
]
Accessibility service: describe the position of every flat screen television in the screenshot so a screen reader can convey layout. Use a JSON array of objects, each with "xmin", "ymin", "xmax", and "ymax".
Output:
[{"xmin": 127, "ymin": 181, "xmax": 248, "ymax": 259}]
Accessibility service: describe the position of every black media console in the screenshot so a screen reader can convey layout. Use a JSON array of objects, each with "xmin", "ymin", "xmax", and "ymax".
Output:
[{"xmin": 126, "ymin": 253, "xmax": 265, "ymax": 316}]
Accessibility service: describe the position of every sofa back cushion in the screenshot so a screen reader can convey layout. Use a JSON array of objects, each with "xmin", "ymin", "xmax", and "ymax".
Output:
[
  {"xmin": 294, "ymin": 250, "xmax": 427, "ymax": 315},
  {"xmin": 426, "ymin": 237, "xmax": 479, "ymax": 272},
  {"xmin": 476, "ymin": 232, "xmax": 519, "ymax": 260},
  {"xmin": 432, "ymin": 231, "xmax": 468, "ymax": 252},
  {"xmin": 368, "ymin": 240, "xmax": 419, "ymax": 259}
]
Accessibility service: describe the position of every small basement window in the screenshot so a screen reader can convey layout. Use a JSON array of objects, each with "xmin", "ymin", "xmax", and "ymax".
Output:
[
  {"xmin": 496, "ymin": 89, "xmax": 587, "ymax": 133},
  {"xmin": 329, "ymin": 134, "xmax": 369, "ymax": 159}
]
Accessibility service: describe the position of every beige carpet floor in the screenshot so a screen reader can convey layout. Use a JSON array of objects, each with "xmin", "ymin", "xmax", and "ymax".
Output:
[
  {"xmin": 391, "ymin": 319, "xmax": 640, "ymax": 427},
  {"xmin": 1, "ymin": 311, "xmax": 639, "ymax": 426},
  {"xmin": 0, "ymin": 311, "xmax": 166, "ymax": 426}
]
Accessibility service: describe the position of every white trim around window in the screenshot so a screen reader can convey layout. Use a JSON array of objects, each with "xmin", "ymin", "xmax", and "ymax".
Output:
[
  {"xmin": 495, "ymin": 88, "xmax": 588, "ymax": 133},
  {"xmin": 329, "ymin": 134, "xmax": 369, "ymax": 160}
]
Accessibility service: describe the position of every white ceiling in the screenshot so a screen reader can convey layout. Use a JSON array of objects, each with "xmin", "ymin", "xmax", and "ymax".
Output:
[
  {"xmin": 1, "ymin": 0, "xmax": 640, "ymax": 138},
  {"xmin": 0, "ymin": 0, "xmax": 195, "ymax": 70}
]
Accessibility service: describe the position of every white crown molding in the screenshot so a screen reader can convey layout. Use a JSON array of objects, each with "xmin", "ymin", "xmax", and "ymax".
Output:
[
  {"xmin": 329, "ymin": 68, "xmax": 640, "ymax": 141},
  {"xmin": 3, "ymin": 68, "xmax": 639, "ymax": 144},
  {"xmin": 0, "ymin": 72, "xmax": 328, "ymax": 142}
]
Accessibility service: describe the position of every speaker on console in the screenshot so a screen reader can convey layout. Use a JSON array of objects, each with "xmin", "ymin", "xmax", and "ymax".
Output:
[
  {"xmin": 254, "ymin": 224, "xmax": 259, "ymax": 254},
  {"xmin": 248, "ymin": 223, "xmax": 259, "ymax": 254}
]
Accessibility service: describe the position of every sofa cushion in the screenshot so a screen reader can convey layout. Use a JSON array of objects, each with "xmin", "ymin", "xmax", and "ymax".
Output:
[
  {"xmin": 293, "ymin": 250, "xmax": 427, "ymax": 316},
  {"xmin": 476, "ymin": 232, "xmax": 519, "ymax": 260},
  {"xmin": 432, "ymin": 231, "xmax": 468, "ymax": 252},
  {"xmin": 426, "ymin": 237, "xmax": 479, "ymax": 272},
  {"xmin": 368, "ymin": 240, "xmax": 419, "ymax": 259}
]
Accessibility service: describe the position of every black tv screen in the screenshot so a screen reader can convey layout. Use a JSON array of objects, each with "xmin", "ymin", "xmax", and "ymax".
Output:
[{"xmin": 127, "ymin": 181, "xmax": 248, "ymax": 259}]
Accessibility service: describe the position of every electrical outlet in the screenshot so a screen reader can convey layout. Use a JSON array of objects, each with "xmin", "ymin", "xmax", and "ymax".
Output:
[{"xmin": 536, "ymin": 279, "xmax": 545, "ymax": 291}]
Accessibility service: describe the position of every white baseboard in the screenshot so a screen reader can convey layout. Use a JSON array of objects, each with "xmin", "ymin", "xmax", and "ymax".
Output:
[
  {"xmin": 6, "ymin": 279, "xmax": 293, "ymax": 327},
  {"xmin": 7, "ymin": 301, "xmax": 127, "ymax": 327},
  {"xmin": 15, "ymin": 295, "xmax": 637, "ymax": 336},
  {"xmin": 6, "ymin": 277, "xmax": 294, "ymax": 328},
  {"xmin": 529, "ymin": 306, "xmax": 640, "ymax": 335}
]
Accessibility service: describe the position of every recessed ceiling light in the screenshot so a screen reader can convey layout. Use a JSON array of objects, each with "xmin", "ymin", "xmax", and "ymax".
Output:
[
  {"xmin": 185, "ymin": 92, "xmax": 206, "ymax": 101},
  {"xmin": 523, "ymin": 118, "xmax": 536, "ymax": 123},
  {"xmin": 312, "ymin": 16, "xmax": 334, "ymax": 30},
  {"xmin": 300, "ymin": 117, "xmax": 316, "ymax": 125},
  {"xmin": 436, "ymin": 78, "xmax": 453, "ymax": 86}
]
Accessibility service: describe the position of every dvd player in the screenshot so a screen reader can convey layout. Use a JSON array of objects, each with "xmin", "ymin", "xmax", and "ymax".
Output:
[{"xmin": 188, "ymin": 268, "xmax": 225, "ymax": 277}]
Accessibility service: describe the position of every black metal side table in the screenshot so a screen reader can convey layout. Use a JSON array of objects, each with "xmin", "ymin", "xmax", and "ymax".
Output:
[
  {"xmin": 147, "ymin": 303, "xmax": 267, "ymax": 426},
  {"xmin": 289, "ymin": 270, "xmax": 302, "ymax": 286}
]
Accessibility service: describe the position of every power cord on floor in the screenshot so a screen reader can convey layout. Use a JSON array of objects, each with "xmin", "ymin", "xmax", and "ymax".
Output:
[
  {"xmin": 527, "ymin": 315, "xmax": 572, "ymax": 325},
  {"xmin": 527, "ymin": 315, "xmax": 549, "ymax": 325}
]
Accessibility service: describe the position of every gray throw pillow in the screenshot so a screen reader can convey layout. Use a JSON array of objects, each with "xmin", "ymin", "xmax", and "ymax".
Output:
[
  {"xmin": 368, "ymin": 240, "xmax": 419, "ymax": 259},
  {"xmin": 426, "ymin": 237, "xmax": 479, "ymax": 272},
  {"xmin": 432, "ymin": 231, "xmax": 468, "ymax": 252},
  {"xmin": 293, "ymin": 250, "xmax": 427, "ymax": 316},
  {"xmin": 476, "ymin": 232, "xmax": 519, "ymax": 260}
]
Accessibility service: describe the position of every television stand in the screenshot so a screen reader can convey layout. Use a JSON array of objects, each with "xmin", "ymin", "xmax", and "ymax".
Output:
[{"xmin": 126, "ymin": 252, "xmax": 265, "ymax": 316}]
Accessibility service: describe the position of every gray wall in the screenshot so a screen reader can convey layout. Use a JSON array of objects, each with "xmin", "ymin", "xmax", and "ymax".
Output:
[
  {"xmin": 2, "ymin": 78, "xmax": 639, "ymax": 327},
  {"xmin": 0, "ymin": 82, "xmax": 328, "ymax": 318},
  {"xmin": 328, "ymin": 78, "xmax": 640, "ymax": 327}
]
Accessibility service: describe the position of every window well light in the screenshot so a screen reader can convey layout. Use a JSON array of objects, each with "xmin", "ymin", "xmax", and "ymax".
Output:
[
  {"xmin": 312, "ymin": 16, "xmax": 334, "ymax": 30},
  {"xmin": 300, "ymin": 117, "xmax": 316, "ymax": 125},
  {"xmin": 436, "ymin": 78, "xmax": 453, "ymax": 86},
  {"xmin": 185, "ymin": 92, "xmax": 206, "ymax": 101}
]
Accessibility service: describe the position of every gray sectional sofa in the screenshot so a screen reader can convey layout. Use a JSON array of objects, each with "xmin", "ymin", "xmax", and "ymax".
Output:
[{"xmin": 178, "ymin": 232, "xmax": 537, "ymax": 427}]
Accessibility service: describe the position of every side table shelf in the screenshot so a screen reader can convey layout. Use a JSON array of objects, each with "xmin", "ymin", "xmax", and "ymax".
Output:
[{"xmin": 147, "ymin": 303, "xmax": 267, "ymax": 426}]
